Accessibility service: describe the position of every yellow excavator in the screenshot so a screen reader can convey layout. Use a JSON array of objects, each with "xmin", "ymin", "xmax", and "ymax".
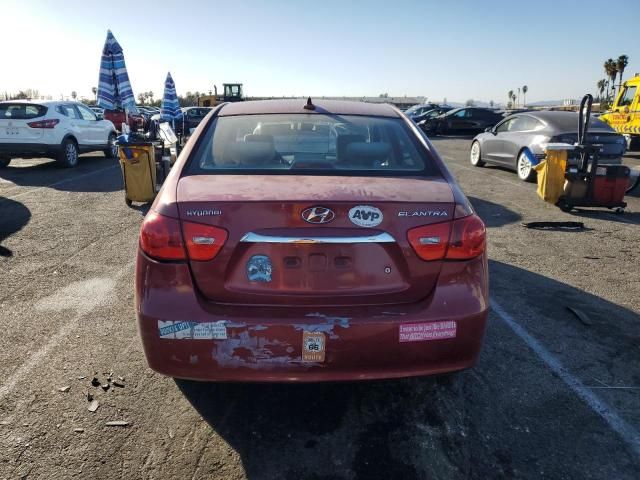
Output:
[{"xmin": 197, "ymin": 83, "xmax": 244, "ymax": 107}]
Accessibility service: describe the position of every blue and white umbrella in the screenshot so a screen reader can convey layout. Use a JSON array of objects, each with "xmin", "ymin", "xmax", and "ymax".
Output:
[
  {"xmin": 161, "ymin": 72, "xmax": 182, "ymax": 123},
  {"xmin": 96, "ymin": 30, "xmax": 138, "ymax": 114}
]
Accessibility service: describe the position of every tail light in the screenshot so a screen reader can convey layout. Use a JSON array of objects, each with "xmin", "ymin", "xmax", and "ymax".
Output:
[
  {"xmin": 182, "ymin": 222, "xmax": 227, "ymax": 261},
  {"xmin": 407, "ymin": 222, "xmax": 451, "ymax": 261},
  {"xmin": 408, "ymin": 215, "xmax": 486, "ymax": 261},
  {"xmin": 446, "ymin": 215, "xmax": 486, "ymax": 260},
  {"xmin": 27, "ymin": 119, "xmax": 59, "ymax": 129},
  {"xmin": 139, "ymin": 212, "xmax": 186, "ymax": 261}
]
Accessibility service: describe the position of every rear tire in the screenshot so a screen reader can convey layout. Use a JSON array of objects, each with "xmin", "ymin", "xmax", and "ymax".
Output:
[
  {"xmin": 516, "ymin": 150, "xmax": 536, "ymax": 182},
  {"xmin": 104, "ymin": 133, "xmax": 118, "ymax": 159},
  {"xmin": 0, "ymin": 158, "xmax": 11, "ymax": 168},
  {"xmin": 57, "ymin": 138, "xmax": 79, "ymax": 168},
  {"xmin": 470, "ymin": 141, "xmax": 485, "ymax": 167}
]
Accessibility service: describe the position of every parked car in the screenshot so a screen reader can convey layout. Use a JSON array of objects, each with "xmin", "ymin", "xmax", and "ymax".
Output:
[
  {"xmin": 405, "ymin": 102, "xmax": 444, "ymax": 119},
  {"xmin": 421, "ymin": 108, "xmax": 503, "ymax": 135},
  {"xmin": 470, "ymin": 111, "xmax": 626, "ymax": 181},
  {"xmin": 135, "ymin": 99, "xmax": 488, "ymax": 382},
  {"xmin": 0, "ymin": 100, "xmax": 117, "ymax": 168},
  {"xmin": 179, "ymin": 106, "xmax": 212, "ymax": 134},
  {"xmin": 103, "ymin": 108, "xmax": 146, "ymax": 132},
  {"xmin": 412, "ymin": 106, "xmax": 454, "ymax": 124},
  {"xmin": 89, "ymin": 106, "xmax": 105, "ymax": 116}
]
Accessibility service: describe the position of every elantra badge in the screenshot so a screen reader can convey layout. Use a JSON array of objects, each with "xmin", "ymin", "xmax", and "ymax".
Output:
[{"xmin": 301, "ymin": 206, "xmax": 335, "ymax": 224}]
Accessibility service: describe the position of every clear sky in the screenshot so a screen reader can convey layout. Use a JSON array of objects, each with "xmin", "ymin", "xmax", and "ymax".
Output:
[{"xmin": 2, "ymin": 0, "xmax": 639, "ymax": 104}]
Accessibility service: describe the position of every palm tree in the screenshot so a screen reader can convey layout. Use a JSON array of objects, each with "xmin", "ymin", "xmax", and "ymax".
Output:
[
  {"xmin": 616, "ymin": 55, "xmax": 629, "ymax": 91},
  {"xmin": 522, "ymin": 85, "xmax": 528, "ymax": 106},
  {"xmin": 91, "ymin": 86, "xmax": 97, "ymax": 102},
  {"xmin": 517, "ymin": 87, "xmax": 521, "ymax": 108},
  {"xmin": 604, "ymin": 59, "xmax": 618, "ymax": 99},
  {"xmin": 596, "ymin": 79, "xmax": 606, "ymax": 101},
  {"xmin": 71, "ymin": 91, "xmax": 77, "ymax": 100},
  {"xmin": 508, "ymin": 90, "xmax": 514, "ymax": 108},
  {"xmin": 511, "ymin": 93, "xmax": 516, "ymax": 107}
]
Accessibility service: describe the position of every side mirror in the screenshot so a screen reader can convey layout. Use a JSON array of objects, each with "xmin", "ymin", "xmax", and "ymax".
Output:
[
  {"xmin": 623, "ymin": 106, "xmax": 630, "ymax": 114},
  {"xmin": 96, "ymin": 113, "xmax": 104, "ymax": 120},
  {"xmin": 485, "ymin": 126, "xmax": 494, "ymax": 134}
]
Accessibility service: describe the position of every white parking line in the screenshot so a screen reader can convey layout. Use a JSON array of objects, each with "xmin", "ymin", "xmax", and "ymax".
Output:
[
  {"xmin": 3, "ymin": 164, "xmax": 119, "ymax": 200},
  {"xmin": 490, "ymin": 297, "xmax": 640, "ymax": 457}
]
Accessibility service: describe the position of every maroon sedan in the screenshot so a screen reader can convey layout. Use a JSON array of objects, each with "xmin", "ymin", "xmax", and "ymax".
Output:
[{"xmin": 135, "ymin": 99, "xmax": 488, "ymax": 382}]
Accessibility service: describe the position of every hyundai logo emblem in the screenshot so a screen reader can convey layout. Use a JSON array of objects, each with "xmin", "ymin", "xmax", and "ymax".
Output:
[{"xmin": 301, "ymin": 206, "xmax": 335, "ymax": 224}]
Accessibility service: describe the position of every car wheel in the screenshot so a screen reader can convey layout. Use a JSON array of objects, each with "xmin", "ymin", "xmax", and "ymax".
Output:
[
  {"xmin": 0, "ymin": 158, "xmax": 11, "ymax": 168},
  {"xmin": 516, "ymin": 151, "xmax": 536, "ymax": 182},
  {"xmin": 57, "ymin": 138, "xmax": 79, "ymax": 168},
  {"xmin": 104, "ymin": 133, "xmax": 118, "ymax": 158},
  {"xmin": 470, "ymin": 141, "xmax": 485, "ymax": 167}
]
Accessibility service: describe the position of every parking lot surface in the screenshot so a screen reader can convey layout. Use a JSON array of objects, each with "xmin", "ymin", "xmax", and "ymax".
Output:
[{"xmin": 1, "ymin": 140, "xmax": 639, "ymax": 479}]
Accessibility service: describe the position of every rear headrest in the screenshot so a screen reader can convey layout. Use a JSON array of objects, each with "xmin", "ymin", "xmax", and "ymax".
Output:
[
  {"xmin": 244, "ymin": 134, "xmax": 275, "ymax": 144},
  {"xmin": 344, "ymin": 142, "xmax": 391, "ymax": 165},
  {"xmin": 223, "ymin": 141, "xmax": 276, "ymax": 166},
  {"xmin": 337, "ymin": 134, "xmax": 366, "ymax": 162}
]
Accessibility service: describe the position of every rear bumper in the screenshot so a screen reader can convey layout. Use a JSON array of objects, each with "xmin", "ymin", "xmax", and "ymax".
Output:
[
  {"xmin": 0, "ymin": 142, "xmax": 60, "ymax": 158},
  {"xmin": 135, "ymin": 250, "xmax": 489, "ymax": 382}
]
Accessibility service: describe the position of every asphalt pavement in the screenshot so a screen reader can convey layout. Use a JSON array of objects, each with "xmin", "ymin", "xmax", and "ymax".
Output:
[{"xmin": 0, "ymin": 142, "xmax": 639, "ymax": 479}]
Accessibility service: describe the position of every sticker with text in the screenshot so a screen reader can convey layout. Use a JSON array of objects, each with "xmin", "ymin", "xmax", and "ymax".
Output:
[
  {"xmin": 348, "ymin": 205, "xmax": 383, "ymax": 227},
  {"xmin": 399, "ymin": 321, "xmax": 457, "ymax": 342},
  {"xmin": 158, "ymin": 320, "xmax": 228, "ymax": 340},
  {"xmin": 302, "ymin": 331, "xmax": 326, "ymax": 362}
]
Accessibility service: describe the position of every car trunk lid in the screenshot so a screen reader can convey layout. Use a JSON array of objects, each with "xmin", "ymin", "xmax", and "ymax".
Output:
[{"xmin": 177, "ymin": 175, "xmax": 455, "ymax": 306}]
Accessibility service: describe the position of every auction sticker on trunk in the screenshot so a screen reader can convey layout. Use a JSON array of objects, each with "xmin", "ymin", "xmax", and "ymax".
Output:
[
  {"xmin": 399, "ymin": 321, "xmax": 456, "ymax": 342},
  {"xmin": 348, "ymin": 205, "xmax": 383, "ymax": 227},
  {"xmin": 158, "ymin": 320, "xmax": 227, "ymax": 340},
  {"xmin": 302, "ymin": 331, "xmax": 326, "ymax": 362}
]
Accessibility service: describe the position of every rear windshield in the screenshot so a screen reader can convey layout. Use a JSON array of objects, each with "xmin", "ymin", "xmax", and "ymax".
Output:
[
  {"xmin": 0, "ymin": 103, "xmax": 47, "ymax": 119},
  {"xmin": 187, "ymin": 113, "xmax": 437, "ymax": 176}
]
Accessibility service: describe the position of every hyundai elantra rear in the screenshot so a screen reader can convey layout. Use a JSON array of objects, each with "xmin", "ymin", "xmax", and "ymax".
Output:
[{"xmin": 135, "ymin": 99, "xmax": 488, "ymax": 382}]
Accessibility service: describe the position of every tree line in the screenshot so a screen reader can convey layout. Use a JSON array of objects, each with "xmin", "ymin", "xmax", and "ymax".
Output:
[{"xmin": 596, "ymin": 55, "xmax": 629, "ymax": 106}]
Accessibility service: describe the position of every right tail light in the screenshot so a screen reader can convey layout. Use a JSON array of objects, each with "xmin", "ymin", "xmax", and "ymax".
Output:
[{"xmin": 408, "ymin": 214, "xmax": 486, "ymax": 261}]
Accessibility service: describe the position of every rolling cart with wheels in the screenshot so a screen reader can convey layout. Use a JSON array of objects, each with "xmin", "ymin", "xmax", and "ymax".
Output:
[
  {"xmin": 536, "ymin": 94, "xmax": 630, "ymax": 214},
  {"xmin": 118, "ymin": 142, "xmax": 157, "ymax": 207}
]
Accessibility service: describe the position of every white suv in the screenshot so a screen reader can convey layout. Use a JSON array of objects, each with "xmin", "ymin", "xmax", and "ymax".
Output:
[{"xmin": 0, "ymin": 100, "xmax": 118, "ymax": 168}]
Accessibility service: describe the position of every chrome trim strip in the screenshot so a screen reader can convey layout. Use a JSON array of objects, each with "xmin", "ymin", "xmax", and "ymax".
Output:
[{"xmin": 239, "ymin": 232, "xmax": 396, "ymax": 244}]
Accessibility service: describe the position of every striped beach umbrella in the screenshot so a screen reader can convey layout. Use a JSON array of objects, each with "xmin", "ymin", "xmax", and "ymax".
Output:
[
  {"xmin": 96, "ymin": 30, "xmax": 138, "ymax": 114},
  {"xmin": 161, "ymin": 72, "xmax": 182, "ymax": 122}
]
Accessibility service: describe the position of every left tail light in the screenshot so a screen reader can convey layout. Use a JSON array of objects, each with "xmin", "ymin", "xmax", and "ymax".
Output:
[
  {"xmin": 182, "ymin": 221, "xmax": 228, "ymax": 261},
  {"xmin": 139, "ymin": 212, "xmax": 186, "ymax": 261},
  {"xmin": 27, "ymin": 119, "xmax": 59, "ymax": 129}
]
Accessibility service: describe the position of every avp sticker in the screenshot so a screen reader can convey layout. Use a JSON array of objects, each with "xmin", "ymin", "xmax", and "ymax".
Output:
[
  {"xmin": 399, "ymin": 321, "xmax": 456, "ymax": 342},
  {"xmin": 302, "ymin": 331, "xmax": 326, "ymax": 362},
  {"xmin": 158, "ymin": 320, "xmax": 228, "ymax": 340},
  {"xmin": 348, "ymin": 205, "xmax": 383, "ymax": 227}
]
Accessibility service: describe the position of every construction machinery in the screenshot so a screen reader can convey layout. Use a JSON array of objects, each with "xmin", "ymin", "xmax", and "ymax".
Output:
[{"xmin": 197, "ymin": 83, "xmax": 244, "ymax": 107}]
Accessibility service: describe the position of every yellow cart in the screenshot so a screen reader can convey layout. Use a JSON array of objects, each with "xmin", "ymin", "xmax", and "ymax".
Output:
[{"xmin": 118, "ymin": 142, "xmax": 157, "ymax": 207}]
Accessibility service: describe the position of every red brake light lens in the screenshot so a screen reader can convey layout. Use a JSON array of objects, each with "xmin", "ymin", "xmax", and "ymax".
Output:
[
  {"xmin": 182, "ymin": 221, "xmax": 228, "ymax": 261},
  {"xmin": 407, "ymin": 215, "xmax": 486, "ymax": 261},
  {"xmin": 407, "ymin": 222, "xmax": 451, "ymax": 261},
  {"xmin": 446, "ymin": 215, "xmax": 486, "ymax": 260},
  {"xmin": 139, "ymin": 211, "xmax": 186, "ymax": 261},
  {"xmin": 27, "ymin": 119, "xmax": 59, "ymax": 129}
]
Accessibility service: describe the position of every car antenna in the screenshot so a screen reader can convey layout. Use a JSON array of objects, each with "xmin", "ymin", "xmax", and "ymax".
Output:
[{"xmin": 303, "ymin": 97, "xmax": 315, "ymax": 111}]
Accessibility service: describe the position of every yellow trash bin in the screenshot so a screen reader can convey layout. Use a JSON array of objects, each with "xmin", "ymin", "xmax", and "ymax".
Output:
[
  {"xmin": 118, "ymin": 143, "xmax": 157, "ymax": 206},
  {"xmin": 534, "ymin": 145, "xmax": 569, "ymax": 205}
]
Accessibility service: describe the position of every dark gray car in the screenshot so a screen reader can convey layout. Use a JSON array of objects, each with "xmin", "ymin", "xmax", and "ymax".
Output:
[{"xmin": 470, "ymin": 111, "xmax": 626, "ymax": 181}]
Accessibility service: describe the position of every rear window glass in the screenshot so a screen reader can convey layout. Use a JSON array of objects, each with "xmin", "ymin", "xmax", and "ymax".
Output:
[
  {"xmin": 187, "ymin": 113, "xmax": 436, "ymax": 176},
  {"xmin": 0, "ymin": 103, "xmax": 47, "ymax": 119}
]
